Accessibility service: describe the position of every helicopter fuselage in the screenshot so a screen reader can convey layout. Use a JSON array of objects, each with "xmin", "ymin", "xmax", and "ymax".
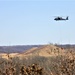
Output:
[{"xmin": 54, "ymin": 16, "xmax": 68, "ymax": 21}]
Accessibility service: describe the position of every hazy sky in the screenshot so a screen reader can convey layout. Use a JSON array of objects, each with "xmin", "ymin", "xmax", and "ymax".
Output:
[{"xmin": 0, "ymin": 0, "xmax": 75, "ymax": 46}]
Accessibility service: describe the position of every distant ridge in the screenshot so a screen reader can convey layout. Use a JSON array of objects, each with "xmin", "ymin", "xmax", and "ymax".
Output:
[
  {"xmin": 0, "ymin": 45, "xmax": 42, "ymax": 53},
  {"xmin": 0, "ymin": 44, "xmax": 75, "ymax": 53},
  {"xmin": 0, "ymin": 44, "xmax": 73, "ymax": 59}
]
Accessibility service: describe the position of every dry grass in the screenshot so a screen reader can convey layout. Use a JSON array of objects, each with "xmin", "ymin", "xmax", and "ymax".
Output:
[
  {"xmin": 0, "ymin": 48, "xmax": 75, "ymax": 75},
  {"xmin": 0, "ymin": 53, "xmax": 44, "ymax": 75}
]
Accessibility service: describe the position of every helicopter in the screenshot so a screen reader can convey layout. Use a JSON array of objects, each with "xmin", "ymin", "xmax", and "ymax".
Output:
[{"xmin": 54, "ymin": 16, "xmax": 69, "ymax": 21}]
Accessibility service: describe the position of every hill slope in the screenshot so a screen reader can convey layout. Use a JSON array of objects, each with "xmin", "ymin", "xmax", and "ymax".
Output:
[{"xmin": 17, "ymin": 45, "xmax": 65, "ymax": 58}]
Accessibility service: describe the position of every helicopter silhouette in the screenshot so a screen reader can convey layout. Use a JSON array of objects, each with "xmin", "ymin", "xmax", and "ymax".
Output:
[{"xmin": 54, "ymin": 16, "xmax": 68, "ymax": 21}]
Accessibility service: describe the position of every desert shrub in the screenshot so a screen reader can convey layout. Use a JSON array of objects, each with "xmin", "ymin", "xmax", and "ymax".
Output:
[{"xmin": 20, "ymin": 63, "xmax": 44, "ymax": 75}]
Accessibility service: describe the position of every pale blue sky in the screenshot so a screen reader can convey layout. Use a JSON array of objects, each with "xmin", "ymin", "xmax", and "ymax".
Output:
[{"xmin": 0, "ymin": 0, "xmax": 75, "ymax": 46}]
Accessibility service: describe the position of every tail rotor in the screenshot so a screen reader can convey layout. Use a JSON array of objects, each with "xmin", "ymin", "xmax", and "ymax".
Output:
[{"xmin": 66, "ymin": 16, "xmax": 69, "ymax": 20}]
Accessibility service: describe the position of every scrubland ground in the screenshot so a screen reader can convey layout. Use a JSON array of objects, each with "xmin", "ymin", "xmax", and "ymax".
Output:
[{"xmin": 0, "ymin": 45, "xmax": 75, "ymax": 75}]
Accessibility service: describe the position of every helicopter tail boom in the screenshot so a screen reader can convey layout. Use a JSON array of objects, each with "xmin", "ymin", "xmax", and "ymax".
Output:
[{"xmin": 66, "ymin": 16, "xmax": 68, "ymax": 20}]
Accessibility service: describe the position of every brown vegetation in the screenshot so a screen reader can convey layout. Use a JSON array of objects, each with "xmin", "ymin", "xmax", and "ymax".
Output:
[{"xmin": 0, "ymin": 45, "xmax": 75, "ymax": 75}]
